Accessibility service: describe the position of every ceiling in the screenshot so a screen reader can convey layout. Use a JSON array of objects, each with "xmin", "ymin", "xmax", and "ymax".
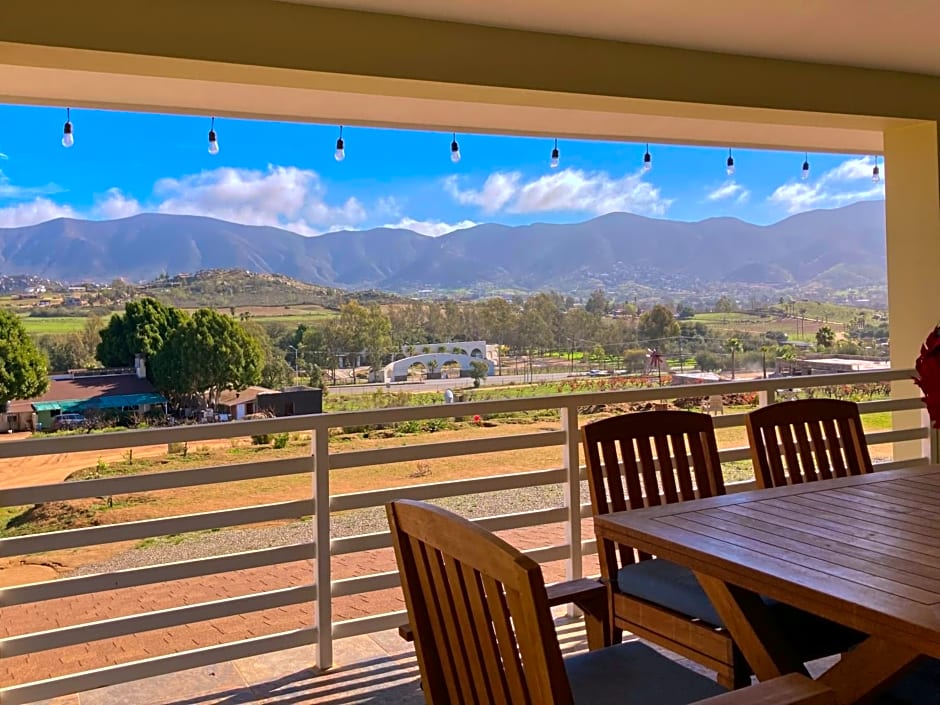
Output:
[{"xmin": 284, "ymin": 0, "xmax": 940, "ymax": 77}]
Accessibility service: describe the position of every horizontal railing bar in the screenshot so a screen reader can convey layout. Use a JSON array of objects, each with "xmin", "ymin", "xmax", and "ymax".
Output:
[
  {"xmin": 873, "ymin": 457, "xmax": 930, "ymax": 472},
  {"xmin": 1, "ymin": 585, "xmax": 317, "ymax": 657},
  {"xmin": 0, "ymin": 369, "xmax": 913, "ymax": 459},
  {"xmin": 1, "ymin": 543, "xmax": 315, "ymax": 606},
  {"xmin": 329, "ymin": 507, "xmax": 567, "ymax": 557},
  {"xmin": 333, "ymin": 611, "xmax": 409, "ymax": 641},
  {"xmin": 858, "ymin": 397, "xmax": 924, "ymax": 413},
  {"xmin": 330, "ymin": 430, "xmax": 565, "ymax": 470},
  {"xmin": 866, "ymin": 427, "xmax": 928, "ymax": 444},
  {"xmin": 332, "ymin": 571, "xmax": 398, "ymax": 598},
  {"xmin": 0, "ymin": 627, "xmax": 318, "ymax": 705},
  {"xmin": 0, "ymin": 457, "xmax": 314, "ymax": 507},
  {"xmin": 330, "ymin": 468, "xmax": 566, "ymax": 512},
  {"xmin": 717, "ymin": 447, "xmax": 751, "ymax": 463},
  {"xmin": 0, "ymin": 500, "xmax": 310, "ymax": 557},
  {"xmin": 526, "ymin": 544, "xmax": 569, "ymax": 563}
]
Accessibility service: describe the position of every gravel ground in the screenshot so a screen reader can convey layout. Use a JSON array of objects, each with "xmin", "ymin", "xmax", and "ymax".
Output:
[{"xmin": 70, "ymin": 482, "xmax": 592, "ymax": 577}]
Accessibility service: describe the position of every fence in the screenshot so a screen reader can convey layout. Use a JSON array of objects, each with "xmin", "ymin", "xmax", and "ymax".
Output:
[{"xmin": 0, "ymin": 368, "xmax": 928, "ymax": 704}]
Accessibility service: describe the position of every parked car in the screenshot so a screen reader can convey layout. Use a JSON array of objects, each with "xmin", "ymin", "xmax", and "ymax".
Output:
[{"xmin": 53, "ymin": 413, "xmax": 86, "ymax": 430}]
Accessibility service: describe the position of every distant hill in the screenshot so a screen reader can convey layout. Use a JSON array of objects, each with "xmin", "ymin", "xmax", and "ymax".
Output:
[{"xmin": 0, "ymin": 201, "xmax": 886, "ymax": 294}]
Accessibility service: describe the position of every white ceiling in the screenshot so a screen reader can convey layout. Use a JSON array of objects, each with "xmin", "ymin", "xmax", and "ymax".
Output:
[{"xmin": 284, "ymin": 0, "xmax": 940, "ymax": 77}]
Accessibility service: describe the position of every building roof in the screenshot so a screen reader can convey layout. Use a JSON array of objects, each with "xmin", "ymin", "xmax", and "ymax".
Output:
[
  {"xmin": 9, "ymin": 374, "xmax": 164, "ymax": 414},
  {"xmin": 216, "ymin": 386, "xmax": 276, "ymax": 408}
]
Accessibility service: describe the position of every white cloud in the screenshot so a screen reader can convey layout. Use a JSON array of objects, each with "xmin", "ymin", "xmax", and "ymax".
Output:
[
  {"xmin": 94, "ymin": 188, "xmax": 142, "ymax": 219},
  {"xmin": 446, "ymin": 168, "xmax": 673, "ymax": 217},
  {"xmin": 444, "ymin": 172, "xmax": 521, "ymax": 214},
  {"xmin": 386, "ymin": 217, "xmax": 478, "ymax": 237},
  {"xmin": 0, "ymin": 170, "xmax": 63, "ymax": 199},
  {"xmin": 0, "ymin": 198, "xmax": 76, "ymax": 228},
  {"xmin": 706, "ymin": 180, "xmax": 750, "ymax": 204},
  {"xmin": 153, "ymin": 165, "xmax": 368, "ymax": 233},
  {"xmin": 0, "ymin": 152, "xmax": 8, "ymax": 160},
  {"xmin": 769, "ymin": 155, "xmax": 885, "ymax": 214}
]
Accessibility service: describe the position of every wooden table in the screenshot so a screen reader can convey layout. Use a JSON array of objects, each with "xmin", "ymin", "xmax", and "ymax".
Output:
[{"xmin": 594, "ymin": 466, "xmax": 940, "ymax": 705}]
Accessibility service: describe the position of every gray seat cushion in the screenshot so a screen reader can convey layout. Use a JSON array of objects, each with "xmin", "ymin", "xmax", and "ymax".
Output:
[
  {"xmin": 879, "ymin": 658, "xmax": 940, "ymax": 703},
  {"xmin": 566, "ymin": 640, "xmax": 727, "ymax": 705},
  {"xmin": 618, "ymin": 559, "xmax": 863, "ymax": 659}
]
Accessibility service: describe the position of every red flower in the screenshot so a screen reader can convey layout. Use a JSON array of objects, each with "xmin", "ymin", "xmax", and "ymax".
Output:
[
  {"xmin": 473, "ymin": 414, "xmax": 482, "ymax": 426},
  {"xmin": 914, "ymin": 326, "xmax": 940, "ymax": 428}
]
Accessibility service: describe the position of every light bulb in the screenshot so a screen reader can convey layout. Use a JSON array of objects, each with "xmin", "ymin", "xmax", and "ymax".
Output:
[
  {"xmin": 335, "ymin": 137, "xmax": 345, "ymax": 162},
  {"xmin": 643, "ymin": 150, "xmax": 652, "ymax": 172},
  {"xmin": 801, "ymin": 159, "xmax": 810, "ymax": 180},
  {"xmin": 550, "ymin": 146, "xmax": 560, "ymax": 169},
  {"xmin": 872, "ymin": 164, "xmax": 881, "ymax": 183},
  {"xmin": 450, "ymin": 137, "xmax": 461, "ymax": 164},
  {"xmin": 62, "ymin": 123, "xmax": 74, "ymax": 148},
  {"xmin": 208, "ymin": 130, "xmax": 219, "ymax": 155}
]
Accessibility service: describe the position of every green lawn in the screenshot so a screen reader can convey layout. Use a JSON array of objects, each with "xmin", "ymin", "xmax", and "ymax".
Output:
[{"xmin": 19, "ymin": 316, "xmax": 94, "ymax": 334}]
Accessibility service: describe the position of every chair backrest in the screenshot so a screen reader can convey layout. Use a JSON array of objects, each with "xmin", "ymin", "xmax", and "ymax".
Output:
[
  {"xmin": 746, "ymin": 399, "xmax": 873, "ymax": 488},
  {"xmin": 582, "ymin": 410, "xmax": 725, "ymax": 573},
  {"xmin": 387, "ymin": 499, "xmax": 572, "ymax": 705}
]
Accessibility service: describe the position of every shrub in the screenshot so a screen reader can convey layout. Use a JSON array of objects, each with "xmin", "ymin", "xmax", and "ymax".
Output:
[
  {"xmin": 396, "ymin": 419, "xmax": 423, "ymax": 434},
  {"xmin": 272, "ymin": 432, "xmax": 290, "ymax": 449},
  {"xmin": 251, "ymin": 433, "xmax": 274, "ymax": 445},
  {"xmin": 422, "ymin": 418, "xmax": 454, "ymax": 433}
]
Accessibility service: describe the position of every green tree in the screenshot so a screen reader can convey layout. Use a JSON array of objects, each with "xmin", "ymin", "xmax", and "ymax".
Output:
[
  {"xmin": 695, "ymin": 351, "xmax": 720, "ymax": 372},
  {"xmin": 97, "ymin": 298, "xmax": 187, "ymax": 368},
  {"xmin": 714, "ymin": 296, "xmax": 736, "ymax": 314},
  {"xmin": 427, "ymin": 359, "xmax": 439, "ymax": 378},
  {"xmin": 0, "ymin": 310, "xmax": 48, "ymax": 407},
  {"xmin": 725, "ymin": 337, "xmax": 743, "ymax": 379},
  {"xmin": 152, "ymin": 309, "xmax": 263, "ymax": 408},
  {"xmin": 637, "ymin": 304, "xmax": 680, "ymax": 346},
  {"xmin": 815, "ymin": 325, "xmax": 836, "ymax": 350},
  {"xmin": 468, "ymin": 359, "xmax": 488, "ymax": 388},
  {"xmin": 585, "ymin": 289, "xmax": 608, "ymax": 316}
]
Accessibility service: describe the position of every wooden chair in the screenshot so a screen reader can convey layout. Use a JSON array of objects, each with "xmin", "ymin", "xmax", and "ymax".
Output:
[
  {"xmin": 582, "ymin": 410, "xmax": 750, "ymax": 688},
  {"xmin": 746, "ymin": 399, "xmax": 873, "ymax": 488},
  {"xmin": 387, "ymin": 499, "xmax": 835, "ymax": 705}
]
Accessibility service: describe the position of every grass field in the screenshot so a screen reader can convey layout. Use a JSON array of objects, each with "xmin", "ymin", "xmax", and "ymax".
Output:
[{"xmin": 17, "ymin": 316, "xmax": 99, "ymax": 335}]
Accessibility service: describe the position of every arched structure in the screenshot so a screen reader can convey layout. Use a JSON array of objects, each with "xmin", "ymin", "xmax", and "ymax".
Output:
[{"xmin": 382, "ymin": 353, "xmax": 495, "ymax": 382}]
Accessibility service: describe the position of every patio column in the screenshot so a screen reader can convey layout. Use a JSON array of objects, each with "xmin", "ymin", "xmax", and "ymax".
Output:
[{"xmin": 884, "ymin": 121, "xmax": 940, "ymax": 460}]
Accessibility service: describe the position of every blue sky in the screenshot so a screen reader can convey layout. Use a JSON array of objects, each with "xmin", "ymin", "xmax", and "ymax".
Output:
[{"xmin": 0, "ymin": 104, "xmax": 885, "ymax": 236}]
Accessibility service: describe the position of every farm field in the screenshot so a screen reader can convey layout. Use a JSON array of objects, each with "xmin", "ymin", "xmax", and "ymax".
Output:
[{"xmin": 17, "ymin": 315, "xmax": 103, "ymax": 335}]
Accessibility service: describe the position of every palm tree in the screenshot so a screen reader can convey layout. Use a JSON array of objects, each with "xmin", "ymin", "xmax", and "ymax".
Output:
[
  {"xmin": 725, "ymin": 337, "xmax": 743, "ymax": 380},
  {"xmin": 427, "ymin": 359, "xmax": 439, "ymax": 379}
]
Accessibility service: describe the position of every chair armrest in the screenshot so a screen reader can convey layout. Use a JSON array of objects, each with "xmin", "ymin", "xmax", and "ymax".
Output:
[
  {"xmin": 398, "ymin": 624, "xmax": 414, "ymax": 642},
  {"xmin": 546, "ymin": 577, "xmax": 606, "ymax": 608},
  {"xmin": 695, "ymin": 674, "xmax": 835, "ymax": 705},
  {"xmin": 546, "ymin": 577, "xmax": 612, "ymax": 650}
]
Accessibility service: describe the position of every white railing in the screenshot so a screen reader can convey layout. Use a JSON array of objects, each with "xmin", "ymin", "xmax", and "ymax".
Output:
[{"xmin": 0, "ymin": 368, "xmax": 927, "ymax": 704}]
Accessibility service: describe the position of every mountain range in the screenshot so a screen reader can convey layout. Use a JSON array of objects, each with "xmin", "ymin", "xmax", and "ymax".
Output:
[{"xmin": 0, "ymin": 201, "xmax": 886, "ymax": 294}]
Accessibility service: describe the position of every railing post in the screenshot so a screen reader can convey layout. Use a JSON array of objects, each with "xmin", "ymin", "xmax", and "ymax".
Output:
[
  {"xmin": 562, "ymin": 403, "xmax": 582, "ymax": 617},
  {"xmin": 757, "ymin": 389, "xmax": 776, "ymax": 408},
  {"xmin": 313, "ymin": 425, "xmax": 332, "ymax": 670}
]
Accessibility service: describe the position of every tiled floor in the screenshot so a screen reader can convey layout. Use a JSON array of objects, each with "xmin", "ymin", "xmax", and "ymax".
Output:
[{"xmin": 25, "ymin": 617, "xmax": 604, "ymax": 705}]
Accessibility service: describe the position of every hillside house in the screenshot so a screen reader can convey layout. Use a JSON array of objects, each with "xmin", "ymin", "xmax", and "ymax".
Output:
[
  {"xmin": 4, "ymin": 369, "xmax": 166, "ymax": 432},
  {"xmin": 215, "ymin": 386, "xmax": 276, "ymax": 420}
]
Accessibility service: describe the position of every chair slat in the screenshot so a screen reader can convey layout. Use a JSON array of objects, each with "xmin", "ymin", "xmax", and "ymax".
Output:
[
  {"xmin": 672, "ymin": 433, "xmax": 696, "ymax": 501},
  {"xmin": 636, "ymin": 436, "xmax": 661, "ymax": 507},
  {"xmin": 807, "ymin": 420, "xmax": 833, "ymax": 480},
  {"xmin": 445, "ymin": 556, "xmax": 493, "ymax": 703},
  {"xmin": 747, "ymin": 399, "xmax": 872, "ymax": 489},
  {"xmin": 461, "ymin": 562, "xmax": 509, "ymax": 704},
  {"xmin": 655, "ymin": 433, "xmax": 680, "ymax": 504},
  {"xmin": 793, "ymin": 422, "xmax": 818, "ymax": 482},
  {"xmin": 484, "ymin": 574, "xmax": 531, "ymax": 705}
]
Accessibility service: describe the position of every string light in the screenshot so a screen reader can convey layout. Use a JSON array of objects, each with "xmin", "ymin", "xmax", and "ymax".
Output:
[
  {"xmin": 872, "ymin": 156, "xmax": 881, "ymax": 183},
  {"xmin": 643, "ymin": 143, "xmax": 652, "ymax": 172},
  {"xmin": 207, "ymin": 117, "xmax": 219, "ymax": 155},
  {"xmin": 726, "ymin": 148, "xmax": 735, "ymax": 176},
  {"xmin": 802, "ymin": 153, "xmax": 810, "ymax": 180},
  {"xmin": 334, "ymin": 126, "xmax": 346, "ymax": 162},
  {"xmin": 450, "ymin": 133, "xmax": 461, "ymax": 164},
  {"xmin": 550, "ymin": 139, "xmax": 560, "ymax": 169},
  {"xmin": 62, "ymin": 108, "xmax": 74, "ymax": 148}
]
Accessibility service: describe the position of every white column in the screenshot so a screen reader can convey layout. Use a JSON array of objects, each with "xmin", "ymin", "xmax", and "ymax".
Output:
[{"xmin": 884, "ymin": 121, "xmax": 940, "ymax": 460}]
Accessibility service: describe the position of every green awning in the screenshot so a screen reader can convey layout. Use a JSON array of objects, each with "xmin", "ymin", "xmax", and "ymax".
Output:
[{"xmin": 32, "ymin": 393, "xmax": 166, "ymax": 413}]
